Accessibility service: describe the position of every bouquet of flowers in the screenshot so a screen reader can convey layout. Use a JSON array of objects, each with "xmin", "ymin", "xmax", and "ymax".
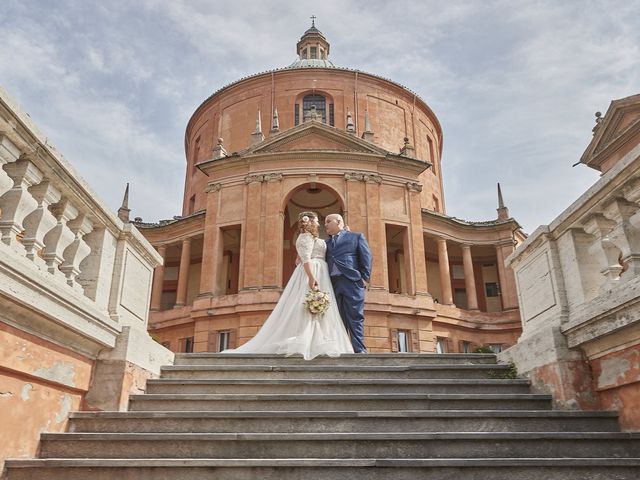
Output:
[{"xmin": 304, "ymin": 287, "xmax": 331, "ymax": 317}]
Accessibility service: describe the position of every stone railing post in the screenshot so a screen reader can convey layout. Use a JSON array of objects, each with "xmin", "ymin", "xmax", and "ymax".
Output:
[
  {"xmin": 0, "ymin": 134, "xmax": 20, "ymax": 197},
  {"xmin": 21, "ymin": 180, "xmax": 61, "ymax": 266},
  {"xmin": 60, "ymin": 213, "xmax": 94, "ymax": 290},
  {"xmin": 583, "ymin": 214, "xmax": 622, "ymax": 284},
  {"xmin": 0, "ymin": 158, "xmax": 43, "ymax": 251},
  {"xmin": 42, "ymin": 199, "xmax": 78, "ymax": 279},
  {"xmin": 77, "ymin": 227, "xmax": 116, "ymax": 311},
  {"xmin": 602, "ymin": 198, "xmax": 640, "ymax": 278}
]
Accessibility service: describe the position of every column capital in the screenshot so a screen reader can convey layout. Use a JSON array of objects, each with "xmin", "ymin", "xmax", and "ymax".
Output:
[
  {"xmin": 245, "ymin": 174, "xmax": 264, "ymax": 184},
  {"xmin": 406, "ymin": 182, "xmax": 423, "ymax": 193},
  {"xmin": 344, "ymin": 171, "xmax": 382, "ymax": 184},
  {"xmin": 205, "ymin": 182, "xmax": 222, "ymax": 193}
]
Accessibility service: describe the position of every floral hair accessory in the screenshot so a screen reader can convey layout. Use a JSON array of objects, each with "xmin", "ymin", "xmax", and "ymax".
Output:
[{"xmin": 302, "ymin": 215, "xmax": 309, "ymax": 222}]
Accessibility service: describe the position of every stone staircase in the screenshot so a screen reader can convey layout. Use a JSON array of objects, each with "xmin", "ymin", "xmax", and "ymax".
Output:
[{"xmin": 5, "ymin": 353, "xmax": 640, "ymax": 479}]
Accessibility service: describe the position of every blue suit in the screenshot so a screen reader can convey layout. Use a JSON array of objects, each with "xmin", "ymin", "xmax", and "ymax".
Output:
[{"xmin": 325, "ymin": 230, "xmax": 372, "ymax": 353}]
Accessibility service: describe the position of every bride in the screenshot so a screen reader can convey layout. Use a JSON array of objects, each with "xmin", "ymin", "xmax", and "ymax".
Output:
[{"xmin": 222, "ymin": 211, "xmax": 354, "ymax": 359}]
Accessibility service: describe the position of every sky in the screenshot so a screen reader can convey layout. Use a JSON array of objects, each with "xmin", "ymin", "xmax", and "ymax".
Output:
[{"xmin": 1, "ymin": 0, "xmax": 639, "ymax": 233}]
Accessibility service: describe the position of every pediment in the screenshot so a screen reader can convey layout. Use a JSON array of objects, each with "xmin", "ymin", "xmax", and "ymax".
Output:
[
  {"xmin": 580, "ymin": 94, "xmax": 640, "ymax": 170},
  {"xmin": 598, "ymin": 107, "xmax": 640, "ymax": 150},
  {"xmin": 243, "ymin": 121, "xmax": 388, "ymax": 156}
]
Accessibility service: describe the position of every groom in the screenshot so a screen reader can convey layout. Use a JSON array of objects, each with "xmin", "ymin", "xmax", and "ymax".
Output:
[{"xmin": 324, "ymin": 214, "xmax": 372, "ymax": 353}]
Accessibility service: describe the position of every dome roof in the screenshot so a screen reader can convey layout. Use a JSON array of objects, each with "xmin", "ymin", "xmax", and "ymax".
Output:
[
  {"xmin": 287, "ymin": 57, "xmax": 336, "ymax": 69},
  {"xmin": 302, "ymin": 25, "xmax": 326, "ymax": 39}
]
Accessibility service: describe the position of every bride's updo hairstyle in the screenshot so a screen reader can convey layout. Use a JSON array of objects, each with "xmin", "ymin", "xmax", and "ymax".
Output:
[{"xmin": 298, "ymin": 211, "xmax": 319, "ymax": 238}]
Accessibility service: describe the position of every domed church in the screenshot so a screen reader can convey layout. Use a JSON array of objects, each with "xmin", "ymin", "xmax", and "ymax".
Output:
[{"xmin": 137, "ymin": 22, "xmax": 526, "ymax": 354}]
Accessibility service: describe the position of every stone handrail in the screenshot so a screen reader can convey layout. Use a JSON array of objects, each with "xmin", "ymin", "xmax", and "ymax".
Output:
[
  {"xmin": 0, "ymin": 86, "xmax": 162, "ymax": 353},
  {"xmin": 506, "ymin": 143, "xmax": 640, "ymax": 340}
]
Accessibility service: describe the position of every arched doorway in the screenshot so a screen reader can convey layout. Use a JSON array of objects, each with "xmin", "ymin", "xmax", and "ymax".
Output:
[{"xmin": 282, "ymin": 184, "xmax": 344, "ymax": 284}]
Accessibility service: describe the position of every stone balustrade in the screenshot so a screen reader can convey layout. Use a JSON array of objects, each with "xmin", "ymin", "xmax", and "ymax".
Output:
[
  {"xmin": 505, "ymin": 144, "xmax": 640, "ymax": 339},
  {"xmin": 0, "ymin": 90, "xmax": 164, "ymax": 335},
  {"xmin": 501, "ymin": 142, "xmax": 640, "ymax": 427},
  {"xmin": 0, "ymin": 85, "xmax": 176, "ymax": 470}
]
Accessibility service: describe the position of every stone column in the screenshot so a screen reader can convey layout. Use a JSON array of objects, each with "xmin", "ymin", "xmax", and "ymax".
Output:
[
  {"xmin": 175, "ymin": 238, "xmax": 192, "ymax": 307},
  {"xmin": 461, "ymin": 244, "xmax": 479, "ymax": 310},
  {"xmin": 437, "ymin": 237, "xmax": 453, "ymax": 305},
  {"xmin": 408, "ymin": 182, "xmax": 428, "ymax": 295},
  {"xmin": 495, "ymin": 242, "xmax": 519, "ymax": 310},
  {"xmin": 199, "ymin": 183, "xmax": 222, "ymax": 297},
  {"xmin": 150, "ymin": 245, "xmax": 166, "ymax": 311}
]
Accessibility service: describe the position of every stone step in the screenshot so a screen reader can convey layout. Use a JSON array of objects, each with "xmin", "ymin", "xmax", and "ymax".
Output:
[
  {"xmin": 159, "ymin": 364, "xmax": 512, "ymax": 380},
  {"xmin": 174, "ymin": 353, "xmax": 498, "ymax": 366},
  {"xmin": 128, "ymin": 393, "xmax": 553, "ymax": 411},
  {"xmin": 38, "ymin": 432, "xmax": 640, "ymax": 459},
  {"xmin": 145, "ymin": 378, "xmax": 531, "ymax": 395},
  {"xmin": 6, "ymin": 458, "xmax": 640, "ymax": 480},
  {"xmin": 68, "ymin": 410, "xmax": 621, "ymax": 433}
]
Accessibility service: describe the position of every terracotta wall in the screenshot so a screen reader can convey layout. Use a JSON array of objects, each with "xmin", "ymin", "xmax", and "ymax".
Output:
[
  {"xmin": 0, "ymin": 322, "xmax": 92, "ymax": 468},
  {"xmin": 590, "ymin": 344, "xmax": 640, "ymax": 431},
  {"xmin": 183, "ymin": 69, "xmax": 443, "ymax": 216}
]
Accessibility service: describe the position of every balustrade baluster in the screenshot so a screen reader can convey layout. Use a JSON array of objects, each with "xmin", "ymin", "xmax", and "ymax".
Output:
[
  {"xmin": 42, "ymin": 199, "xmax": 78, "ymax": 278},
  {"xmin": 0, "ymin": 134, "xmax": 21, "ymax": 198},
  {"xmin": 60, "ymin": 213, "xmax": 94, "ymax": 290},
  {"xmin": 22, "ymin": 180, "xmax": 61, "ymax": 267},
  {"xmin": 0, "ymin": 158, "xmax": 43, "ymax": 251}
]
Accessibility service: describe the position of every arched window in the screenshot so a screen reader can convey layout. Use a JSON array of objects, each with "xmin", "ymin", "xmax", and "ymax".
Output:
[
  {"xmin": 303, "ymin": 94, "xmax": 326, "ymax": 122},
  {"xmin": 295, "ymin": 94, "xmax": 334, "ymax": 126}
]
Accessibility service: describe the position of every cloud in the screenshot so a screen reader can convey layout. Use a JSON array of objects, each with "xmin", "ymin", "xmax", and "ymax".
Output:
[{"xmin": 2, "ymin": 0, "xmax": 639, "ymax": 233}]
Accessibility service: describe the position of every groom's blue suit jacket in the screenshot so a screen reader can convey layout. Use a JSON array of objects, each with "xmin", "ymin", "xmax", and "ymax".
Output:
[{"xmin": 326, "ymin": 230, "xmax": 372, "ymax": 283}]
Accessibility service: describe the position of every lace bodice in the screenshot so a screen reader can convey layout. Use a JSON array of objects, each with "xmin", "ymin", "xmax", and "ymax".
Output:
[{"xmin": 296, "ymin": 232, "xmax": 326, "ymax": 263}]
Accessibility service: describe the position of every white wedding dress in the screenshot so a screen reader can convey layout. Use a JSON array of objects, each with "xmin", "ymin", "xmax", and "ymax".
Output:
[{"xmin": 222, "ymin": 233, "xmax": 354, "ymax": 359}]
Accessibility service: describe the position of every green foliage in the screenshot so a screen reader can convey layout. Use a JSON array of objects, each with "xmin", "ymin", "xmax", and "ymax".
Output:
[
  {"xmin": 472, "ymin": 345, "xmax": 494, "ymax": 354},
  {"xmin": 488, "ymin": 362, "xmax": 518, "ymax": 379}
]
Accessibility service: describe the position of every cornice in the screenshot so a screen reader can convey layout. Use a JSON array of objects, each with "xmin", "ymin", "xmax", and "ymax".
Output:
[
  {"xmin": 198, "ymin": 149, "xmax": 430, "ymax": 178},
  {"xmin": 135, "ymin": 210, "xmax": 206, "ymax": 235},
  {"xmin": 422, "ymin": 208, "xmax": 520, "ymax": 229}
]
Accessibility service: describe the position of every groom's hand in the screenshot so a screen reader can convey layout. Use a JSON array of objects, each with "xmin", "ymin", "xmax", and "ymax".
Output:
[{"xmin": 363, "ymin": 279, "xmax": 370, "ymax": 290}]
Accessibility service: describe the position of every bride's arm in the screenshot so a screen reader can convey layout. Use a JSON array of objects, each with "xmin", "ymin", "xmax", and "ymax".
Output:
[{"xmin": 296, "ymin": 233, "xmax": 318, "ymax": 289}]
